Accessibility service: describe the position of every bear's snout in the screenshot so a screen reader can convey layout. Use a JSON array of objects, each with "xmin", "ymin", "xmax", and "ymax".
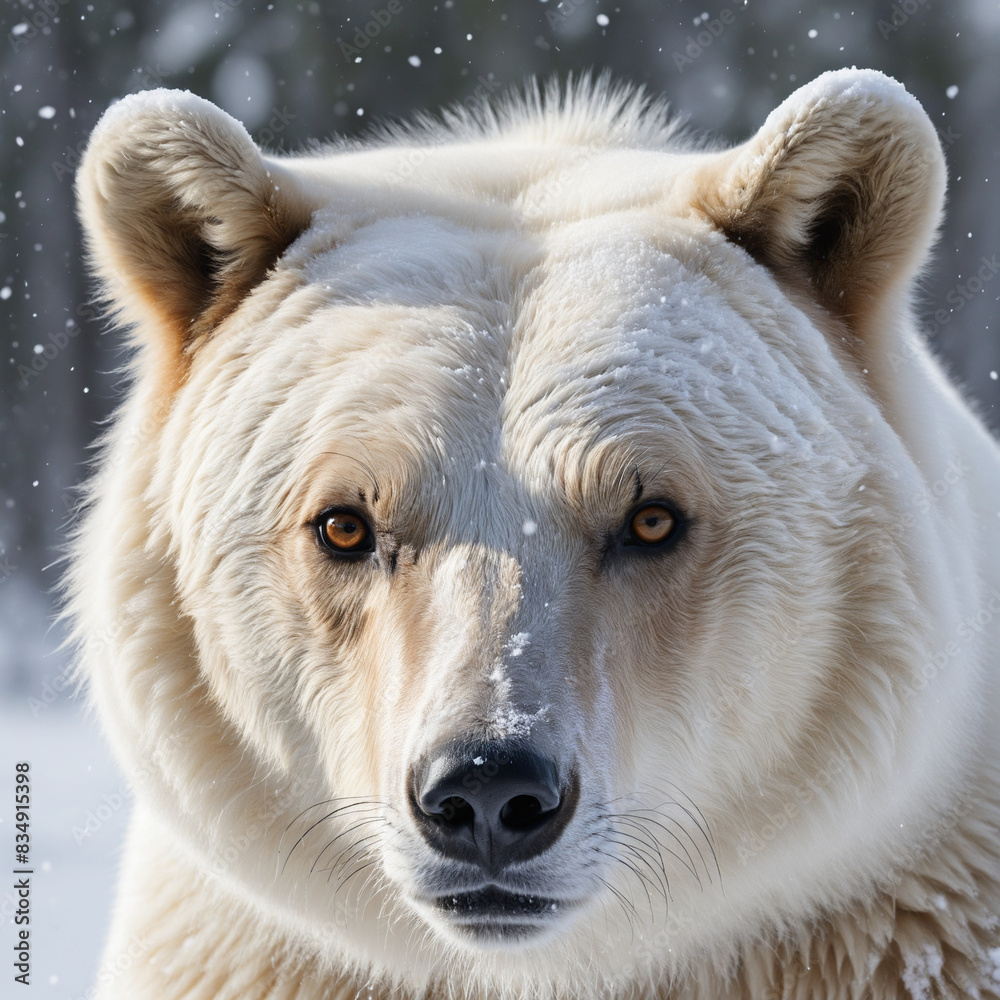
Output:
[{"xmin": 408, "ymin": 739, "xmax": 579, "ymax": 871}]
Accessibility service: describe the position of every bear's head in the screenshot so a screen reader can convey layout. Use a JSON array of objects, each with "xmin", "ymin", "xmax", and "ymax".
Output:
[{"xmin": 72, "ymin": 71, "xmax": 972, "ymax": 993}]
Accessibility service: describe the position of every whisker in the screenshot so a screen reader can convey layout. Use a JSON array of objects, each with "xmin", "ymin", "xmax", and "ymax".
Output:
[
  {"xmin": 595, "ymin": 779, "xmax": 721, "ymax": 897},
  {"xmin": 609, "ymin": 818, "xmax": 672, "ymax": 888},
  {"xmin": 623, "ymin": 803, "xmax": 713, "ymax": 885},
  {"xmin": 637, "ymin": 779, "xmax": 722, "ymax": 885},
  {"xmin": 608, "ymin": 811, "xmax": 701, "ymax": 884},
  {"xmin": 335, "ymin": 858, "xmax": 379, "ymax": 897},
  {"xmin": 604, "ymin": 836, "xmax": 670, "ymax": 902},
  {"xmin": 594, "ymin": 846, "xmax": 657, "ymax": 920},
  {"xmin": 594, "ymin": 874, "xmax": 637, "ymax": 943},
  {"xmin": 314, "ymin": 831, "xmax": 383, "ymax": 875},
  {"xmin": 327, "ymin": 840, "xmax": 378, "ymax": 885},
  {"xmin": 281, "ymin": 796, "xmax": 383, "ymax": 841},
  {"xmin": 310, "ymin": 818, "xmax": 386, "ymax": 874},
  {"xmin": 280, "ymin": 800, "xmax": 387, "ymax": 874},
  {"xmin": 309, "ymin": 815, "xmax": 387, "ymax": 872}
]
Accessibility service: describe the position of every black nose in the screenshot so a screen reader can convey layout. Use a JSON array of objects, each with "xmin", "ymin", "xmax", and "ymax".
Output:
[{"xmin": 409, "ymin": 740, "xmax": 577, "ymax": 870}]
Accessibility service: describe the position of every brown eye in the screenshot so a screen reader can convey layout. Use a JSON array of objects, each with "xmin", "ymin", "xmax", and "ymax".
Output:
[
  {"xmin": 318, "ymin": 510, "xmax": 373, "ymax": 553},
  {"xmin": 628, "ymin": 504, "xmax": 677, "ymax": 546}
]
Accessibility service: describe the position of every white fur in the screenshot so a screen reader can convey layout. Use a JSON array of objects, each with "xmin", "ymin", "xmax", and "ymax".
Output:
[{"xmin": 70, "ymin": 71, "xmax": 1000, "ymax": 999}]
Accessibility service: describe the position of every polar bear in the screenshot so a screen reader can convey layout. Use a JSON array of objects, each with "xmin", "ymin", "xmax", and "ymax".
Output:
[{"xmin": 70, "ymin": 70, "xmax": 1000, "ymax": 999}]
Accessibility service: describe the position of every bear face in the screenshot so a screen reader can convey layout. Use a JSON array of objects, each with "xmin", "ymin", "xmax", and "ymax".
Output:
[{"xmin": 70, "ymin": 72, "xmax": 1000, "ymax": 998}]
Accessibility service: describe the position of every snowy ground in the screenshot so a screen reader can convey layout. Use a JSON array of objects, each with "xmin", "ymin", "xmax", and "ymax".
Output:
[{"xmin": 1, "ymin": 698, "xmax": 129, "ymax": 999}]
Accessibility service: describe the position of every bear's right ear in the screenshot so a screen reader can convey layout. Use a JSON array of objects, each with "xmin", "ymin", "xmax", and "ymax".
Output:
[
  {"xmin": 696, "ymin": 69, "xmax": 945, "ymax": 355},
  {"xmin": 77, "ymin": 90, "xmax": 317, "ymax": 371}
]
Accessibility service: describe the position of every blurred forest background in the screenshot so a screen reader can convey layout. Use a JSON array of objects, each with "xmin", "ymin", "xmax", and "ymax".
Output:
[{"xmin": 2, "ymin": 0, "xmax": 1000, "ymax": 697}]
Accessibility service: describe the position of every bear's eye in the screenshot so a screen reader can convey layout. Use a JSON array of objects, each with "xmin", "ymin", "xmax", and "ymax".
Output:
[
  {"xmin": 317, "ymin": 509, "xmax": 374, "ymax": 554},
  {"xmin": 625, "ymin": 503, "xmax": 679, "ymax": 548}
]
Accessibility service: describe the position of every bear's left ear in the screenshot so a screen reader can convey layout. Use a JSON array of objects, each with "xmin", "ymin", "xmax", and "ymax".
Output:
[
  {"xmin": 77, "ymin": 89, "xmax": 318, "ymax": 369},
  {"xmin": 699, "ymin": 69, "xmax": 945, "ymax": 343}
]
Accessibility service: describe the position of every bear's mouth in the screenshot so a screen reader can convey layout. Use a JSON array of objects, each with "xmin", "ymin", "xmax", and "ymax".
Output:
[{"xmin": 433, "ymin": 885, "xmax": 571, "ymax": 940}]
